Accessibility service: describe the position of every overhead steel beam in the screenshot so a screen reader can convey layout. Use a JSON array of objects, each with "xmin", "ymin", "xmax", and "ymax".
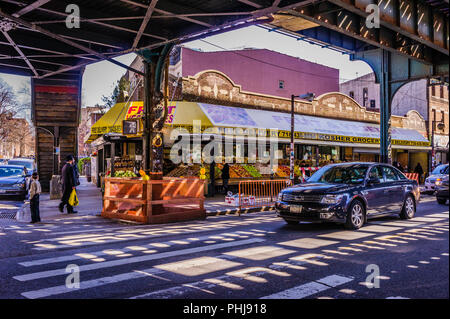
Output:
[
  {"xmin": 284, "ymin": 5, "xmax": 447, "ymax": 66},
  {"xmin": 3, "ymin": 0, "xmax": 168, "ymax": 41},
  {"xmin": 134, "ymin": 0, "xmax": 158, "ymax": 49},
  {"xmin": 326, "ymin": 0, "xmax": 449, "ymax": 55},
  {"xmin": 32, "ymin": 16, "xmax": 145, "ymax": 25},
  {"xmin": 12, "ymin": 0, "xmax": 51, "ymax": 17},
  {"xmin": 1, "ymin": 30, "xmax": 38, "ymax": 76},
  {"xmin": 120, "ymin": 0, "xmax": 212, "ymax": 27},
  {"xmin": 237, "ymin": 0, "xmax": 263, "ymax": 8},
  {"xmin": 0, "ymin": 9, "xmax": 145, "ymax": 77},
  {"xmin": 0, "ymin": 40, "xmax": 98, "ymax": 60},
  {"xmin": 17, "ymin": 25, "xmax": 125, "ymax": 49}
]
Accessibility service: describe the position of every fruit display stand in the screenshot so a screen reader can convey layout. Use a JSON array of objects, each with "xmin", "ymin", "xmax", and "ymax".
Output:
[{"xmin": 102, "ymin": 176, "xmax": 206, "ymax": 224}]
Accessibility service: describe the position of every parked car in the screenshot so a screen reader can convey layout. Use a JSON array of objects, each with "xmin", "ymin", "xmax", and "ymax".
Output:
[
  {"xmin": 424, "ymin": 164, "xmax": 449, "ymax": 194},
  {"xmin": 0, "ymin": 165, "xmax": 28, "ymax": 200},
  {"xmin": 276, "ymin": 162, "xmax": 420, "ymax": 230},
  {"xmin": 7, "ymin": 158, "xmax": 35, "ymax": 189},
  {"xmin": 7, "ymin": 158, "xmax": 36, "ymax": 174},
  {"xmin": 435, "ymin": 175, "xmax": 449, "ymax": 205}
]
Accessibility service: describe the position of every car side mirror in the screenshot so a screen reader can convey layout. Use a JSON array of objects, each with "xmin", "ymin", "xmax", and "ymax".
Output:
[{"xmin": 367, "ymin": 176, "xmax": 380, "ymax": 184}]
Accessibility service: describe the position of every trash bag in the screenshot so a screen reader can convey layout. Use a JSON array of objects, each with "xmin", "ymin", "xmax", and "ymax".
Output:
[{"xmin": 68, "ymin": 189, "xmax": 79, "ymax": 207}]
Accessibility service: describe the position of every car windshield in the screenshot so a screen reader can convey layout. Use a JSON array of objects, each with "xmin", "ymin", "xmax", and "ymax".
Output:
[
  {"xmin": 8, "ymin": 160, "xmax": 33, "ymax": 170},
  {"xmin": 431, "ymin": 165, "xmax": 448, "ymax": 175},
  {"xmin": 0, "ymin": 167, "xmax": 24, "ymax": 177},
  {"xmin": 308, "ymin": 164, "xmax": 369, "ymax": 184}
]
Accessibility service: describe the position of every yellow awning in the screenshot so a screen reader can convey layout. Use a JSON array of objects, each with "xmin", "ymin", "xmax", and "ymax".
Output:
[{"xmin": 86, "ymin": 101, "xmax": 212, "ymax": 144}]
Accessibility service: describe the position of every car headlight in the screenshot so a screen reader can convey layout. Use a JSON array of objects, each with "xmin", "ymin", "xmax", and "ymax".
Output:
[
  {"xmin": 13, "ymin": 183, "xmax": 25, "ymax": 188},
  {"xmin": 435, "ymin": 178, "xmax": 442, "ymax": 186},
  {"xmin": 320, "ymin": 194, "xmax": 347, "ymax": 204},
  {"xmin": 278, "ymin": 192, "xmax": 283, "ymax": 201}
]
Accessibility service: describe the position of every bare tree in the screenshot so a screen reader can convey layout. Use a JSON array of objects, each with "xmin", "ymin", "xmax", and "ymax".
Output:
[{"xmin": 0, "ymin": 80, "xmax": 17, "ymax": 142}]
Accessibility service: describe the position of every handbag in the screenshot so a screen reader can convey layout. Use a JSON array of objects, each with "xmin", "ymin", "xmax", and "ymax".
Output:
[{"xmin": 68, "ymin": 189, "xmax": 79, "ymax": 207}]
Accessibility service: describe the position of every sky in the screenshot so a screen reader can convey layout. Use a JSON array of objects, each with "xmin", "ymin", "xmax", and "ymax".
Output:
[{"xmin": 0, "ymin": 25, "xmax": 373, "ymax": 110}]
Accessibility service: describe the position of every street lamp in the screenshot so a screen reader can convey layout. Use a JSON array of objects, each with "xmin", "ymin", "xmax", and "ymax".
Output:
[{"xmin": 290, "ymin": 93, "xmax": 315, "ymax": 184}]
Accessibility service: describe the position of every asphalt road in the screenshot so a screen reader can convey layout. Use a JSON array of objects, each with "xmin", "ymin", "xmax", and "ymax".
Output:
[
  {"xmin": 0, "ymin": 194, "xmax": 447, "ymax": 300},
  {"xmin": 0, "ymin": 198, "xmax": 23, "ymax": 226}
]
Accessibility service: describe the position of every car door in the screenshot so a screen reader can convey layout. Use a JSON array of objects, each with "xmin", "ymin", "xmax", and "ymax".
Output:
[
  {"xmin": 364, "ymin": 165, "xmax": 387, "ymax": 215},
  {"xmin": 381, "ymin": 166, "xmax": 403, "ymax": 212}
]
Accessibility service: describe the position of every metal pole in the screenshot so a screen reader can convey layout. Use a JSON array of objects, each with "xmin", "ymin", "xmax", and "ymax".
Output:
[
  {"xmin": 143, "ymin": 61, "xmax": 151, "ymax": 172},
  {"xmin": 290, "ymin": 94, "xmax": 295, "ymax": 183}
]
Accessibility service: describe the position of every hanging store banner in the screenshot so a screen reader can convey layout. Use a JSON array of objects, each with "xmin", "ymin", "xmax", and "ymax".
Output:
[{"xmin": 197, "ymin": 103, "xmax": 430, "ymax": 147}]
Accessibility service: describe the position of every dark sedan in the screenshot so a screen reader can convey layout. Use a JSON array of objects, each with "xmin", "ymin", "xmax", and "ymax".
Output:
[
  {"xmin": 0, "ymin": 165, "xmax": 28, "ymax": 200},
  {"xmin": 276, "ymin": 162, "xmax": 420, "ymax": 229},
  {"xmin": 436, "ymin": 175, "xmax": 449, "ymax": 205}
]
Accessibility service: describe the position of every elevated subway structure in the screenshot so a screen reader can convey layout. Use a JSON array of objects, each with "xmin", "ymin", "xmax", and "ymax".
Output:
[{"xmin": 0, "ymin": 0, "xmax": 448, "ymax": 189}]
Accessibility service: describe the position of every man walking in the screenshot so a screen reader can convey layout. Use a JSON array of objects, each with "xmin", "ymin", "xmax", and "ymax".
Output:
[{"xmin": 59, "ymin": 155, "xmax": 77, "ymax": 214}]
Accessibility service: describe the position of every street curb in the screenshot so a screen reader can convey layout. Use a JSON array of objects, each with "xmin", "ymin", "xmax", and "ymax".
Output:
[{"xmin": 206, "ymin": 206, "xmax": 274, "ymax": 216}]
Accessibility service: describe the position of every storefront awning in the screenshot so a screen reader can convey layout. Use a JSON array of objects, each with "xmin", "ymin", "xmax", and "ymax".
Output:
[
  {"xmin": 196, "ymin": 103, "xmax": 431, "ymax": 149},
  {"xmin": 86, "ymin": 101, "xmax": 212, "ymax": 144},
  {"xmin": 86, "ymin": 100, "xmax": 430, "ymax": 150}
]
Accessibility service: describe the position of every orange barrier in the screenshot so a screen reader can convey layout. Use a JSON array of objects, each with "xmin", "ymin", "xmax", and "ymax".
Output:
[
  {"xmin": 238, "ymin": 179, "xmax": 292, "ymax": 210},
  {"xmin": 404, "ymin": 173, "xmax": 419, "ymax": 184},
  {"xmin": 299, "ymin": 167, "xmax": 319, "ymax": 182},
  {"xmin": 102, "ymin": 177, "xmax": 205, "ymax": 224}
]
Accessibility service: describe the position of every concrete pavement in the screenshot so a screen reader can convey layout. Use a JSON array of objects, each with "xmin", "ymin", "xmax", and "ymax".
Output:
[
  {"xmin": 15, "ymin": 178, "xmax": 269, "ymax": 223},
  {"xmin": 16, "ymin": 177, "xmax": 103, "ymax": 223},
  {"xmin": 0, "ymin": 194, "xmax": 447, "ymax": 299}
]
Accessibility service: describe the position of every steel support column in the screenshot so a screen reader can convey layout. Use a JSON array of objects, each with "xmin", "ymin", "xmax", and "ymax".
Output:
[
  {"xmin": 352, "ymin": 48, "xmax": 437, "ymax": 163},
  {"xmin": 138, "ymin": 44, "xmax": 173, "ymax": 174}
]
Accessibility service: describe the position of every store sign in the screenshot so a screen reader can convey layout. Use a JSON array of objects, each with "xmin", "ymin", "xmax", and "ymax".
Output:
[
  {"xmin": 197, "ymin": 103, "xmax": 431, "ymax": 147},
  {"xmin": 125, "ymin": 102, "xmax": 177, "ymax": 123},
  {"xmin": 125, "ymin": 103, "xmax": 144, "ymax": 120},
  {"xmin": 91, "ymin": 125, "xmax": 121, "ymax": 134},
  {"xmin": 123, "ymin": 120, "xmax": 138, "ymax": 135}
]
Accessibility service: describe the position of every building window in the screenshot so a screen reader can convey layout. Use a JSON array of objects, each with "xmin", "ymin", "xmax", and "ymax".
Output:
[
  {"xmin": 440, "ymin": 85, "xmax": 444, "ymax": 99},
  {"xmin": 370, "ymin": 99, "xmax": 376, "ymax": 108},
  {"xmin": 349, "ymin": 91, "xmax": 354, "ymax": 99},
  {"xmin": 278, "ymin": 80, "xmax": 285, "ymax": 89},
  {"xmin": 363, "ymin": 88, "xmax": 368, "ymax": 107},
  {"xmin": 431, "ymin": 85, "xmax": 436, "ymax": 96}
]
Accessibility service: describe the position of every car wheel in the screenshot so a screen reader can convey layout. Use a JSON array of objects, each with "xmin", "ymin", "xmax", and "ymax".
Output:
[
  {"xmin": 400, "ymin": 195, "xmax": 415, "ymax": 219},
  {"xmin": 437, "ymin": 197, "xmax": 448, "ymax": 205},
  {"xmin": 284, "ymin": 220, "xmax": 299, "ymax": 225},
  {"xmin": 345, "ymin": 200, "xmax": 365, "ymax": 230}
]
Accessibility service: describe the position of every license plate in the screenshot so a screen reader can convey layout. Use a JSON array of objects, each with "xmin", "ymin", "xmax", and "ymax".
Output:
[{"xmin": 290, "ymin": 205, "xmax": 303, "ymax": 213}]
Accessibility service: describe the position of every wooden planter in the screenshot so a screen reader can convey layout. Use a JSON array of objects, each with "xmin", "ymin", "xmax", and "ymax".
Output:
[{"xmin": 102, "ymin": 177, "xmax": 206, "ymax": 224}]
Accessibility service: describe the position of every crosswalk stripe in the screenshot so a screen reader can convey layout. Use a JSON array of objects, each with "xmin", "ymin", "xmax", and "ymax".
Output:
[
  {"xmin": 13, "ymin": 238, "xmax": 264, "ymax": 282},
  {"xmin": 19, "ymin": 231, "xmax": 266, "ymax": 267},
  {"xmin": 21, "ymin": 268, "xmax": 166, "ymax": 299},
  {"xmin": 260, "ymin": 275, "xmax": 353, "ymax": 299}
]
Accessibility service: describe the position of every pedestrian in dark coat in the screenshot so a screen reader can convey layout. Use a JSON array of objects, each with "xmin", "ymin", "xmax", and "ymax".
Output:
[
  {"xmin": 222, "ymin": 163, "xmax": 230, "ymax": 195},
  {"xmin": 414, "ymin": 162, "xmax": 424, "ymax": 184},
  {"xmin": 59, "ymin": 155, "xmax": 77, "ymax": 214}
]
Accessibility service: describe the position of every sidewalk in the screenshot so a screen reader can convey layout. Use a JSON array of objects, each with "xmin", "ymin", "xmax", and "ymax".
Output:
[
  {"xmin": 16, "ymin": 178, "xmax": 270, "ymax": 223},
  {"xmin": 16, "ymin": 177, "xmax": 103, "ymax": 223}
]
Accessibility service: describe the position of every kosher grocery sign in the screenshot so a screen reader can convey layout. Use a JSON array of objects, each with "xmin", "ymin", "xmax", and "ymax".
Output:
[{"xmin": 198, "ymin": 103, "xmax": 431, "ymax": 147}]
